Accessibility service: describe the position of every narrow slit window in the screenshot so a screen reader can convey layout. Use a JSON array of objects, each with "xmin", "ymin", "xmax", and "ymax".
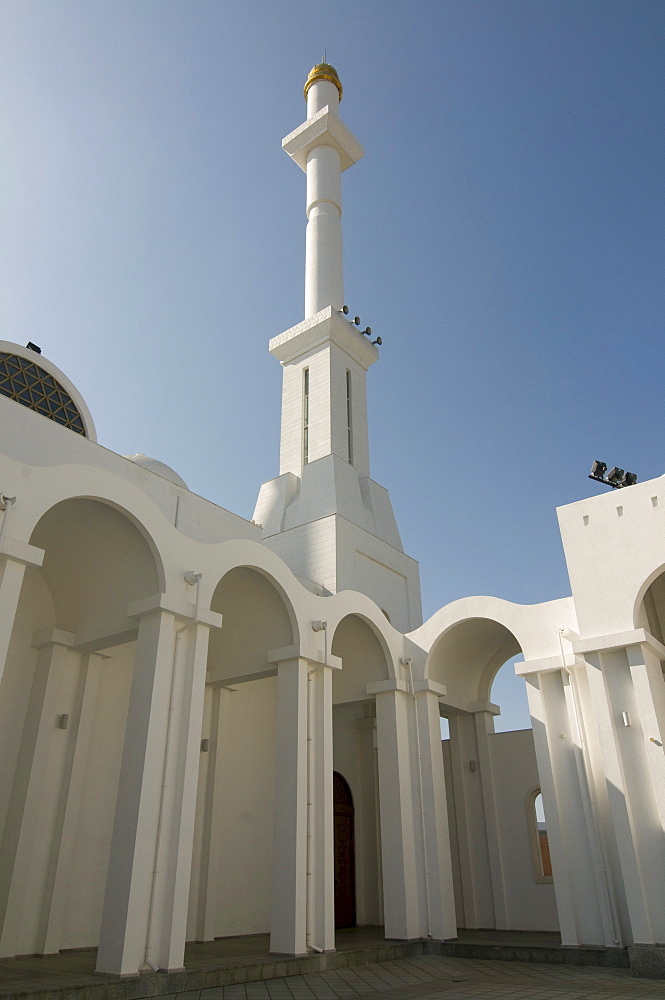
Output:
[
  {"xmin": 303, "ymin": 367, "xmax": 310, "ymax": 466},
  {"xmin": 346, "ymin": 369, "xmax": 353, "ymax": 464}
]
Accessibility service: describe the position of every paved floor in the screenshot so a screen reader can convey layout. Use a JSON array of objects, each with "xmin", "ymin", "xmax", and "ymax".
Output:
[
  {"xmin": 0, "ymin": 929, "xmax": 568, "ymax": 998},
  {"xmin": 158, "ymin": 955, "xmax": 664, "ymax": 1000}
]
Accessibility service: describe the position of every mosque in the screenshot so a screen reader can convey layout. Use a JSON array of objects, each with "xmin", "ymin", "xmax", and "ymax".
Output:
[{"xmin": 0, "ymin": 63, "xmax": 663, "ymax": 980}]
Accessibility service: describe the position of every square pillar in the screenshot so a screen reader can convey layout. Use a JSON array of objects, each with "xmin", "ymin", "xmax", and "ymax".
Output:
[
  {"xmin": 447, "ymin": 712, "xmax": 494, "ymax": 929},
  {"xmin": 472, "ymin": 708, "xmax": 509, "ymax": 931},
  {"xmin": 0, "ymin": 629, "xmax": 74, "ymax": 956},
  {"xmin": 193, "ymin": 684, "xmax": 232, "ymax": 942},
  {"xmin": 369, "ymin": 680, "xmax": 420, "ymax": 940},
  {"xmin": 525, "ymin": 669, "xmax": 613, "ymax": 946},
  {"xmin": 626, "ymin": 644, "xmax": 665, "ymax": 832},
  {"xmin": 270, "ymin": 657, "xmax": 308, "ymax": 955},
  {"xmin": 308, "ymin": 662, "xmax": 335, "ymax": 952},
  {"xmin": 413, "ymin": 682, "xmax": 457, "ymax": 940},
  {"xmin": 584, "ymin": 646, "xmax": 665, "ymax": 943},
  {"xmin": 96, "ymin": 596, "xmax": 220, "ymax": 975},
  {"xmin": 41, "ymin": 652, "xmax": 105, "ymax": 954},
  {"xmin": 268, "ymin": 640, "xmax": 340, "ymax": 957}
]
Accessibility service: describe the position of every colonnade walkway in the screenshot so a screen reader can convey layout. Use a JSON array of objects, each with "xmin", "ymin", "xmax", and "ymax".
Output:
[{"xmin": 1, "ymin": 930, "xmax": 661, "ymax": 1000}]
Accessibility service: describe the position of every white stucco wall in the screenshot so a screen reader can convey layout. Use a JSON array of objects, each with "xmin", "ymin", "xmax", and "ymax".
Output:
[
  {"xmin": 488, "ymin": 729, "xmax": 559, "ymax": 931},
  {"xmin": 443, "ymin": 728, "xmax": 558, "ymax": 933}
]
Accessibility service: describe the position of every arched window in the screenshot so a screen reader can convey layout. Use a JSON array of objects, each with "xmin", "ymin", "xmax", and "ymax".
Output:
[
  {"xmin": 0, "ymin": 352, "xmax": 87, "ymax": 434},
  {"xmin": 528, "ymin": 789, "xmax": 553, "ymax": 883}
]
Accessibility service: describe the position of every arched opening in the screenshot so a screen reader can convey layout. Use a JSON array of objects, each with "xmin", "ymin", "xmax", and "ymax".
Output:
[
  {"xmin": 333, "ymin": 772, "xmax": 356, "ymax": 929},
  {"xmin": 187, "ymin": 567, "xmax": 295, "ymax": 942},
  {"xmin": 30, "ymin": 498, "xmax": 161, "ymax": 638},
  {"xmin": 490, "ymin": 659, "xmax": 531, "ymax": 733},
  {"xmin": 329, "ymin": 614, "xmax": 390, "ymax": 928},
  {"xmin": 0, "ymin": 498, "xmax": 160, "ymax": 957},
  {"xmin": 428, "ymin": 616, "xmax": 558, "ymax": 935},
  {"xmin": 636, "ymin": 568, "xmax": 665, "ymax": 643}
]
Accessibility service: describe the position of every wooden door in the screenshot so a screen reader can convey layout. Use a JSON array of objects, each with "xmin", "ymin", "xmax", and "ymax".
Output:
[{"xmin": 333, "ymin": 772, "xmax": 356, "ymax": 928}]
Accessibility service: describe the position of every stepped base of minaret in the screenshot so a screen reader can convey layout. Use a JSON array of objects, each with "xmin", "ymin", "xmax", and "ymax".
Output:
[{"xmin": 254, "ymin": 454, "xmax": 422, "ymax": 633}]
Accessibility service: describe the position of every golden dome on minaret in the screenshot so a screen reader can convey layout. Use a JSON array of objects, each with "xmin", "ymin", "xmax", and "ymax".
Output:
[{"xmin": 304, "ymin": 62, "xmax": 343, "ymax": 102}]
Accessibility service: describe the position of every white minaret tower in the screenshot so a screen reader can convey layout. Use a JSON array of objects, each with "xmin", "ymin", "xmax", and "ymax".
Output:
[{"xmin": 254, "ymin": 64, "xmax": 421, "ymax": 631}]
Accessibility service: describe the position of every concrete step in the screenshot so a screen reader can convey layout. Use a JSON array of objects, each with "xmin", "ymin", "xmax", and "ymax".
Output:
[
  {"xmin": 1, "ymin": 934, "xmax": 640, "ymax": 1000},
  {"xmin": 429, "ymin": 938, "xmax": 629, "ymax": 969},
  {"xmin": 1, "ymin": 941, "xmax": 424, "ymax": 1000}
]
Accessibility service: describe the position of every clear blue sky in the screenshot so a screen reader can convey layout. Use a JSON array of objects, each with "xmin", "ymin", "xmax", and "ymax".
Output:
[{"xmin": 2, "ymin": 1, "xmax": 663, "ymax": 729}]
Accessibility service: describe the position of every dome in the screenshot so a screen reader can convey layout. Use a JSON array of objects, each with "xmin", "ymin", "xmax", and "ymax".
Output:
[
  {"xmin": 304, "ymin": 62, "xmax": 343, "ymax": 102},
  {"xmin": 0, "ymin": 341, "xmax": 96, "ymax": 440},
  {"xmin": 125, "ymin": 453, "xmax": 189, "ymax": 489}
]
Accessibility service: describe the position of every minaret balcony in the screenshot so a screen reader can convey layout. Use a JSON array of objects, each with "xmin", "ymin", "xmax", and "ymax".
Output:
[
  {"xmin": 269, "ymin": 306, "xmax": 379, "ymax": 369},
  {"xmin": 282, "ymin": 106, "xmax": 364, "ymax": 172}
]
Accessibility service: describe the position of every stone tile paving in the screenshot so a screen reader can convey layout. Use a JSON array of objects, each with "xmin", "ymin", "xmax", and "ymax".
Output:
[{"xmin": 163, "ymin": 957, "xmax": 664, "ymax": 1000}]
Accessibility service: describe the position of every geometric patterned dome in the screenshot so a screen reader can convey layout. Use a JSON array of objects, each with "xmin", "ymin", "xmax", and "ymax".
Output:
[{"xmin": 0, "ymin": 351, "xmax": 87, "ymax": 435}]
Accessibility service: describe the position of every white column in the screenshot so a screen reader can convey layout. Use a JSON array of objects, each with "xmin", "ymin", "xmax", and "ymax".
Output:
[
  {"xmin": 306, "ymin": 78, "xmax": 340, "ymax": 119},
  {"xmin": 0, "ymin": 629, "xmax": 73, "ymax": 957},
  {"xmin": 525, "ymin": 670, "xmax": 608, "ymax": 945},
  {"xmin": 413, "ymin": 683, "xmax": 457, "ymax": 940},
  {"xmin": 96, "ymin": 597, "xmax": 219, "ymax": 975},
  {"xmin": 626, "ymin": 643, "xmax": 665, "ymax": 831},
  {"xmin": 307, "ymin": 662, "xmax": 335, "ymax": 952},
  {"xmin": 304, "ymin": 72, "xmax": 343, "ymax": 317},
  {"xmin": 371, "ymin": 682, "xmax": 420, "ymax": 939},
  {"xmin": 270, "ymin": 657, "xmax": 308, "ymax": 955},
  {"xmin": 0, "ymin": 537, "xmax": 44, "ymax": 685},
  {"xmin": 584, "ymin": 647, "xmax": 665, "ymax": 943},
  {"xmin": 41, "ymin": 652, "xmax": 104, "ymax": 954},
  {"xmin": 194, "ymin": 684, "xmax": 231, "ymax": 942},
  {"xmin": 473, "ymin": 709, "xmax": 509, "ymax": 931},
  {"xmin": 305, "ymin": 144, "xmax": 343, "ymax": 317},
  {"xmin": 148, "ymin": 619, "xmax": 213, "ymax": 969},
  {"xmin": 447, "ymin": 713, "xmax": 494, "ymax": 929},
  {"xmin": 354, "ymin": 716, "xmax": 382, "ymax": 925}
]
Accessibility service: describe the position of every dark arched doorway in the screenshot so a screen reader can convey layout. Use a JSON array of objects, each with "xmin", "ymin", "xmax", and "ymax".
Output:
[{"xmin": 333, "ymin": 772, "xmax": 356, "ymax": 928}]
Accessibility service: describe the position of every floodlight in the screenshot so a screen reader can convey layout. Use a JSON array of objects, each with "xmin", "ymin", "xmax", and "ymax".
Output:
[{"xmin": 588, "ymin": 460, "xmax": 639, "ymax": 489}]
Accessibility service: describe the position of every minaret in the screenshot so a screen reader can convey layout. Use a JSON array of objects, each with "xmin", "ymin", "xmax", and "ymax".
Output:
[
  {"xmin": 301, "ymin": 63, "xmax": 348, "ymax": 318},
  {"xmin": 254, "ymin": 64, "xmax": 422, "ymax": 631}
]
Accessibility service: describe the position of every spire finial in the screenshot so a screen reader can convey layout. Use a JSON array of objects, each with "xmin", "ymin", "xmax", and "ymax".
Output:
[{"xmin": 304, "ymin": 61, "xmax": 342, "ymax": 102}]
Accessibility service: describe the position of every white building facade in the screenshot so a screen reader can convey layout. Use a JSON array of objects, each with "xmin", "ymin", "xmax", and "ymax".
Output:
[{"xmin": 0, "ymin": 64, "xmax": 663, "ymax": 978}]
